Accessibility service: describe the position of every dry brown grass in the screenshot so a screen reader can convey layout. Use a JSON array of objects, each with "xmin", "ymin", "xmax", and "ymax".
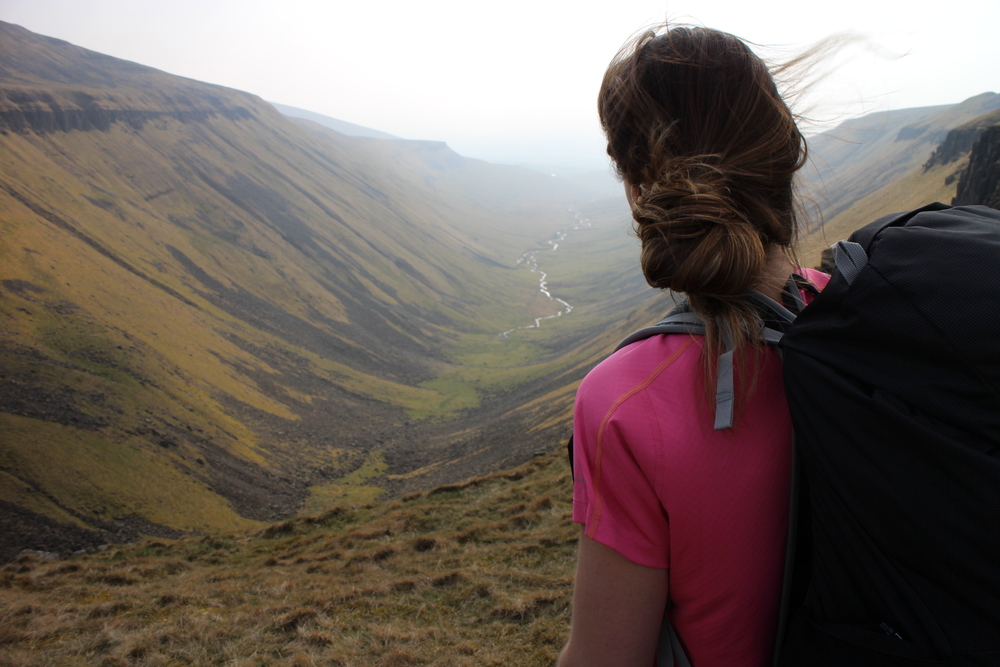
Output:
[{"xmin": 0, "ymin": 453, "xmax": 577, "ymax": 666}]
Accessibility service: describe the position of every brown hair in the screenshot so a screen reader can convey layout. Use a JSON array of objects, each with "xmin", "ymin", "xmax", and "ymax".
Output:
[{"xmin": 598, "ymin": 26, "xmax": 806, "ymax": 414}]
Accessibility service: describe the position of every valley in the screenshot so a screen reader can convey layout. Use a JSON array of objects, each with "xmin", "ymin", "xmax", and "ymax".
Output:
[
  {"xmin": 2, "ymin": 17, "xmax": 999, "ymax": 568},
  {"xmin": 0, "ymin": 21, "xmax": 660, "ymax": 560}
]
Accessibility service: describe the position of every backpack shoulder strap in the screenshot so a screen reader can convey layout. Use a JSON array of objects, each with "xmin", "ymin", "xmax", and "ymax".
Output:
[
  {"xmin": 615, "ymin": 303, "xmax": 706, "ymax": 352},
  {"xmin": 617, "ymin": 294, "xmax": 796, "ymax": 430}
]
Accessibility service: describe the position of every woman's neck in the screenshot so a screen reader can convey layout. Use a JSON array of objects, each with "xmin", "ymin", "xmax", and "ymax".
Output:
[{"xmin": 756, "ymin": 247, "xmax": 799, "ymax": 302}]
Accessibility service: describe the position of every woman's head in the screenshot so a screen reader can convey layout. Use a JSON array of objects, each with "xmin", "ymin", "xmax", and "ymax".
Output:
[
  {"xmin": 599, "ymin": 26, "xmax": 807, "ymax": 414},
  {"xmin": 599, "ymin": 26, "xmax": 804, "ymax": 299}
]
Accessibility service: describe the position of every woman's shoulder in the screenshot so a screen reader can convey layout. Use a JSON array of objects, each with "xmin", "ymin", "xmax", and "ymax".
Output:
[{"xmin": 578, "ymin": 333, "xmax": 701, "ymax": 411}]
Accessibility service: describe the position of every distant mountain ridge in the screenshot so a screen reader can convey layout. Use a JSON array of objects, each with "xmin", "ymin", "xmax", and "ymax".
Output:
[
  {"xmin": 268, "ymin": 101, "xmax": 398, "ymax": 140},
  {"xmin": 0, "ymin": 22, "xmax": 261, "ymax": 135}
]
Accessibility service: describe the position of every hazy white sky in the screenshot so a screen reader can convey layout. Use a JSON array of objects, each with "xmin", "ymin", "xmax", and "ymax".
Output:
[{"xmin": 2, "ymin": 0, "xmax": 998, "ymax": 170}]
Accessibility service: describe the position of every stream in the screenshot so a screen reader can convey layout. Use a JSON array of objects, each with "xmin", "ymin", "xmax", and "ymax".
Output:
[{"xmin": 499, "ymin": 209, "xmax": 593, "ymax": 340}]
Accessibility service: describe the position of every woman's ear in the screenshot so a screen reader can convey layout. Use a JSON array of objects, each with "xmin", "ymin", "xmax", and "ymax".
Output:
[{"xmin": 624, "ymin": 181, "xmax": 640, "ymax": 209}]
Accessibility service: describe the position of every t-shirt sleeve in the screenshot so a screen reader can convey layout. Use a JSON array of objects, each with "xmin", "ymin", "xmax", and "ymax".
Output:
[{"xmin": 571, "ymin": 361, "xmax": 671, "ymax": 569}]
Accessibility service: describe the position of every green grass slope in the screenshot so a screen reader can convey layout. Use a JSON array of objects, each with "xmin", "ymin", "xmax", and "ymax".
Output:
[
  {"xmin": 0, "ymin": 452, "xmax": 578, "ymax": 666},
  {"xmin": 0, "ymin": 21, "xmax": 660, "ymax": 558}
]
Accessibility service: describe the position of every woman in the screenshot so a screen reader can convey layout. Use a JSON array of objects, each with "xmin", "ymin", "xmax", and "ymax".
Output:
[{"xmin": 558, "ymin": 26, "xmax": 828, "ymax": 666}]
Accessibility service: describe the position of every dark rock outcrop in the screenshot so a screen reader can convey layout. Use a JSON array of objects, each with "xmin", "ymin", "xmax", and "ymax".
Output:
[
  {"xmin": 953, "ymin": 126, "xmax": 1000, "ymax": 208},
  {"xmin": 924, "ymin": 127, "xmax": 987, "ymax": 170},
  {"xmin": 925, "ymin": 108, "xmax": 1000, "ymax": 171}
]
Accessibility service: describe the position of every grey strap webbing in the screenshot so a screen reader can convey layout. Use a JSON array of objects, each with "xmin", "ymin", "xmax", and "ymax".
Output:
[
  {"xmin": 615, "ymin": 311, "xmax": 706, "ymax": 350},
  {"xmin": 780, "ymin": 274, "xmax": 806, "ymax": 314},
  {"xmin": 715, "ymin": 291, "xmax": 796, "ymax": 429},
  {"xmin": 833, "ymin": 240, "xmax": 868, "ymax": 285},
  {"xmin": 714, "ymin": 340, "xmax": 737, "ymax": 430},
  {"xmin": 657, "ymin": 610, "xmax": 692, "ymax": 667},
  {"xmin": 618, "ymin": 293, "xmax": 797, "ymax": 430}
]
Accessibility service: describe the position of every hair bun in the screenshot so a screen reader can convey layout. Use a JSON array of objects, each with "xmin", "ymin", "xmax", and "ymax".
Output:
[{"xmin": 632, "ymin": 160, "xmax": 767, "ymax": 299}]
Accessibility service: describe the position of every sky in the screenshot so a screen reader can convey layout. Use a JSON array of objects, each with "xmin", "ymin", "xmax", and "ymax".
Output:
[{"xmin": 2, "ymin": 0, "xmax": 998, "ymax": 171}]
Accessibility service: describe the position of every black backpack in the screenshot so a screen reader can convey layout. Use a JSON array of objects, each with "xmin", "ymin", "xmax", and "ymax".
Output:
[{"xmin": 779, "ymin": 202, "xmax": 1000, "ymax": 665}]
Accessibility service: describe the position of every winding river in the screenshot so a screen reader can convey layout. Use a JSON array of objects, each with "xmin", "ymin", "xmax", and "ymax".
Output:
[{"xmin": 499, "ymin": 209, "xmax": 593, "ymax": 340}]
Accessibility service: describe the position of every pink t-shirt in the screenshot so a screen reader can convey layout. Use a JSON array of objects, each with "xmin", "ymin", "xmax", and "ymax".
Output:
[{"xmin": 571, "ymin": 270, "xmax": 829, "ymax": 666}]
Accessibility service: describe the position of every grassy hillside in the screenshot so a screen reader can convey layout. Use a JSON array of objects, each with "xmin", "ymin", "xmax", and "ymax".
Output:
[
  {"xmin": 799, "ymin": 92, "xmax": 1000, "ymax": 229},
  {"xmin": 797, "ymin": 94, "xmax": 1000, "ymax": 265},
  {"xmin": 798, "ymin": 159, "xmax": 967, "ymax": 268},
  {"xmin": 0, "ymin": 21, "xmax": 657, "ymax": 558},
  {"xmin": 0, "ymin": 452, "xmax": 577, "ymax": 666}
]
